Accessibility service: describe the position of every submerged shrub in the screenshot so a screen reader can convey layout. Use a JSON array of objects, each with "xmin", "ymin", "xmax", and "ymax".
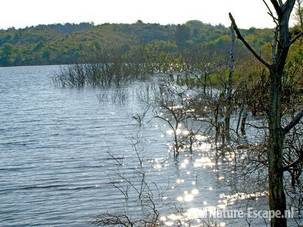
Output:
[{"xmin": 52, "ymin": 63, "xmax": 152, "ymax": 88}]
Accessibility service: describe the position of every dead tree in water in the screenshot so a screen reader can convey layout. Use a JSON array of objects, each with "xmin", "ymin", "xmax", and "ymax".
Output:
[
  {"xmin": 230, "ymin": 1, "xmax": 303, "ymax": 226},
  {"xmin": 94, "ymin": 140, "xmax": 161, "ymax": 226},
  {"xmin": 224, "ymin": 25, "xmax": 236, "ymax": 143}
]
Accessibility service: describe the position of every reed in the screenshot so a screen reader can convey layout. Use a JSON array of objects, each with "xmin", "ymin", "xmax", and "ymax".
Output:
[{"xmin": 52, "ymin": 63, "xmax": 152, "ymax": 88}]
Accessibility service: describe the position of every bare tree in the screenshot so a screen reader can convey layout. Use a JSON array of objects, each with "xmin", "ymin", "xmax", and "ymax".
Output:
[
  {"xmin": 93, "ymin": 139, "xmax": 162, "ymax": 227},
  {"xmin": 154, "ymin": 80, "xmax": 203, "ymax": 157},
  {"xmin": 229, "ymin": 1, "xmax": 303, "ymax": 226},
  {"xmin": 224, "ymin": 25, "xmax": 236, "ymax": 143}
]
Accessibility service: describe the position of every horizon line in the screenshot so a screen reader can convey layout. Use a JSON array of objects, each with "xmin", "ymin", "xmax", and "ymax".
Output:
[{"xmin": 0, "ymin": 19, "xmax": 275, "ymax": 31}]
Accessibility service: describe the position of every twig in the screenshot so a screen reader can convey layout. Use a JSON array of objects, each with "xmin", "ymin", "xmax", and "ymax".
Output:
[
  {"xmin": 290, "ymin": 31, "xmax": 303, "ymax": 46},
  {"xmin": 229, "ymin": 13, "xmax": 271, "ymax": 68},
  {"xmin": 283, "ymin": 109, "xmax": 303, "ymax": 134}
]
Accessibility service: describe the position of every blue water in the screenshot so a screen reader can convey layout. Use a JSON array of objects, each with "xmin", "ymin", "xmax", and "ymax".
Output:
[{"xmin": 0, "ymin": 65, "xmax": 224, "ymax": 226}]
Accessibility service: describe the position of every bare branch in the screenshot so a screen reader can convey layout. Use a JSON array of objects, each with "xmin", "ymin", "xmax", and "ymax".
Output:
[
  {"xmin": 106, "ymin": 151, "xmax": 124, "ymax": 166},
  {"xmin": 229, "ymin": 13, "xmax": 271, "ymax": 68},
  {"xmin": 94, "ymin": 213, "xmax": 134, "ymax": 226},
  {"xmin": 155, "ymin": 115, "xmax": 175, "ymax": 131},
  {"xmin": 282, "ymin": 0, "xmax": 296, "ymax": 14},
  {"xmin": 283, "ymin": 109, "xmax": 303, "ymax": 134},
  {"xmin": 263, "ymin": 0, "xmax": 279, "ymax": 23},
  {"xmin": 283, "ymin": 151, "xmax": 303, "ymax": 171},
  {"xmin": 270, "ymin": 0, "xmax": 283, "ymax": 16},
  {"xmin": 290, "ymin": 31, "xmax": 303, "ymax": 45}
]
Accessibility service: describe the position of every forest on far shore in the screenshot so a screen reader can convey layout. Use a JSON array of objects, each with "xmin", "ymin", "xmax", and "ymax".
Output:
[{"xmin": 0, "ymin": 20, "xmax": 299, "ymax": 67}]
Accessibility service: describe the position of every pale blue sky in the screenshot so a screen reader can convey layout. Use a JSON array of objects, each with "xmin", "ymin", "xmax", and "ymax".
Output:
[{"xmin": 0, "ymin": 0, "xmax": 295, "ymax": 29}]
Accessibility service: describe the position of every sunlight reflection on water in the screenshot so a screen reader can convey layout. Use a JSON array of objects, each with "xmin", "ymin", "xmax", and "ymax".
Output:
[{"xmin": 0, "ymin": 65, "xmax": 270, "ymax": 226}]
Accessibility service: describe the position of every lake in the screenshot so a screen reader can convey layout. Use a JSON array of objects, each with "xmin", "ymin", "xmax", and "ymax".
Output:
[{"xmin": 0, "ymin": 65, "xmax": 265, "ymax": 226}]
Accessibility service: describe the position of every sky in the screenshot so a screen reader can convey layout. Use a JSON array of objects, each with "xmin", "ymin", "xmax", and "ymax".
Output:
[{"xmin": 0, "ymin": 0, "xmax": 292, "ymax": 29}]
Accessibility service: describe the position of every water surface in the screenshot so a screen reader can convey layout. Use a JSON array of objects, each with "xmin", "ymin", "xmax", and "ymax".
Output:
[{"xmin": 0, "ymin": 65, "xmax": 233, "ymax": 226}]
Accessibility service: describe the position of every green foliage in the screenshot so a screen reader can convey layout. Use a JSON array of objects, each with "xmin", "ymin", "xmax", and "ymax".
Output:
[
  {"xmin": 0, "ymin": 21, "xmax": 278, "ymax": 67},
  {"xmin": 175, "ymin": 24, "xmax": 191, "ymax": 47}
]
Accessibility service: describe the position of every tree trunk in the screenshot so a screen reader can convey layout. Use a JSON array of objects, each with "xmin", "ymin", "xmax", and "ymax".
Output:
[
  {"xmin": 224, "ymin": 26, "xmax": 235, "ymax": 143},
  {"xmin": 268, "ymin": 69, "xmax": 287, "ymax": 227},
  {"xmin": 203, "ymin": 73, "xmax": 207, "ymax": 94},
  {"xmin": 236, "ymin": 106, "xmax": 243, "ymax": 135},
  {"xmin": 240, "ymin": 109, "xmax": 247, "ymax": 136},
  {"xmin": 229, "ymin": 2, "xmax": 298, "ymax": 226},
  {"xmin": 267, "ymin": 5, "xmax": 294, "ymax": 225}
]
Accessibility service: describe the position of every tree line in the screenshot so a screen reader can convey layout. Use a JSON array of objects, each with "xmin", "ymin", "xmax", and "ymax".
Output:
[{"xmin": 0, "ymin": 20, "xmax": 276, "ymax": 67}]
